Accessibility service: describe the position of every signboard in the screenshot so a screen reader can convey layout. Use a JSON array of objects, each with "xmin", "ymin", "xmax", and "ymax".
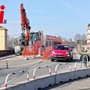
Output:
[{"xmin": 0, "ymin": 5, "xmax": 5, "ymax": 24}]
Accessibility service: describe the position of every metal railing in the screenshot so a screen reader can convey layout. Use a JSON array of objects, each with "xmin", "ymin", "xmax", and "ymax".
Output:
[
  {"xmin": 2, "ymin": 59, "xmax": 90, "ymax": 89},
  {"xmin": 55, "ymin": 63, "xmax": 70, "ymax": 74},
  {"xmin": 80, "ymin": 54, "xmax": 90, "ymax": 67},
  {"xmin": 4, "ymin": 70, "xmax": 29, "ymax": 88},
  {"xmin": 33, "ymin": 66, "xmax": 52, "ymax": 79}
]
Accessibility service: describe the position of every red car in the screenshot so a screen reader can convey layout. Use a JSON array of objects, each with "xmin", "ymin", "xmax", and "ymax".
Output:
[{"xmin": 51, "ymin": 44, "xmax": 73, "ymax": 62}]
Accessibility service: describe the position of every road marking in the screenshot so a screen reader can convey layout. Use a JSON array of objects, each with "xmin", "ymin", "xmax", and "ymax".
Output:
[{"xmin": 10, "ymin": 60, "xmax": 43, "ymax": 68}]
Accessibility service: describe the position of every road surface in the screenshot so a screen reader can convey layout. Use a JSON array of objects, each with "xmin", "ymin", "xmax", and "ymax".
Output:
[{"xmin": 0, "ymin": 53, "xmax": 81, "ymax": 88}]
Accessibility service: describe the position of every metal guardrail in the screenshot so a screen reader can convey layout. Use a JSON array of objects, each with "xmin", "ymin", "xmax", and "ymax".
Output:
[
  {"xmin": 2, "ymin": 60, "xmax": 90, "ymax": 89},
  {"xmin": 4, "ymin": 70, "xmax": 29, "ymax": 88},
  {"xmin": 74, "ymin": 62, "xmax": 82, "ymax": 70},
  {"xmin": 55, "ymin": 63, "xmax": 70, "ymax": 74},
  {"xmin": 55, "ymin": 61, "xmax": 87, "ymax": 74},
  {"xmin": 33, "ymin": 66, "xmax": 52, "ymax": 79},
  {"xmin": 80, "ymin": 54, "xmax": 90, "ymax": 67},
  {"xmin": 55, "ymin": 63, "xmax": 62, "ymax": 74}
]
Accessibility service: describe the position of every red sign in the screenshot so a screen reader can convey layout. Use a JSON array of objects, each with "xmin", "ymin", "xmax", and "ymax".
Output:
[{"xmin": 0, "ymin": 5, "xmax": 5, "ymax": 24}]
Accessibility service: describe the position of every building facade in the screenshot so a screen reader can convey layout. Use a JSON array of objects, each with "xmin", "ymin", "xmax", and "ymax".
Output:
[
  {"xmin": 0, "ymin": 26, "xmax": 7, "ymax": 50},
  {"xmin": 87, "ymin": 24, "xmax": 90, "ymax": 44},
  {"xmin": 81, "ymin": 24, "xmax": 90, "ymax": 52}
]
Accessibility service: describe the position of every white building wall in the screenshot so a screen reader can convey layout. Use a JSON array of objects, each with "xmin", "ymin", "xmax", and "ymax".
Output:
[{"xmin": 87, "ymin": 25, "xmax": 90, "ymax": 44}]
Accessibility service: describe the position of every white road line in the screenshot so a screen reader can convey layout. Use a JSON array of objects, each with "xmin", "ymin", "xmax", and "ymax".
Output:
[{"xmin": 10, "ymin": 60, "xmax": 42, "ymax": 68}]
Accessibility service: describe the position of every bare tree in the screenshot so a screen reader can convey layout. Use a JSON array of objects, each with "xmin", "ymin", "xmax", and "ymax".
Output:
[{"xmin": 74, "ymin": 34, "xmax": 86, "ymax": 45}]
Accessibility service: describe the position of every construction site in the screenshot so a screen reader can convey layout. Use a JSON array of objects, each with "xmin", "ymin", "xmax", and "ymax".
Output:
[
  {"xmin": 1, "ymin": 1, "xmax": 90, "ymax": 90},
  {"xmin": 0, "ymin": 3, "xmax": 65, "ymax": 60}
]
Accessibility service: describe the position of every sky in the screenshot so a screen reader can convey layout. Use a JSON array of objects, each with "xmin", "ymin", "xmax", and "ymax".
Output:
[{"xmin": 0, "ymin": 0, "xmax": 90, "ymax": 40}]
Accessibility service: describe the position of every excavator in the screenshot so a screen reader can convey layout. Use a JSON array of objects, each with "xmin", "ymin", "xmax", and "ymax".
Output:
[
  {"xmin": 14, "ymin": 3, "xmax": 63, "ymax": 60},
  {"xmin": 20, "ymin": 3, "xmax": 31, "ymax": 57},
  {"xmin": 20, "ymin": 3, "xmax": 42, "ymax": 58},
  {"xmin": 14, "ymin": 3, "xmax": 41, "ymax": 58}
]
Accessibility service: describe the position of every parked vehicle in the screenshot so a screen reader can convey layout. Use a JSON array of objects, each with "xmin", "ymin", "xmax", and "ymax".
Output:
[
  {"xmin": 14, "ymin": 46, "xmax": 22, "ymax": 55},
  {"xmin": 51, "ymin": 44, "xmax": 73, "ymax": 62}
]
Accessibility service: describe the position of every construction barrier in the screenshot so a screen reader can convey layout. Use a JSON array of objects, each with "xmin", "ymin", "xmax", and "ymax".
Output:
[
  {"xmin": 80, "ymin": 54, "xmax": 90, "ymax": 63},
  {"xmin": 22, "ymin": 41, "xmax": 41, "ymax": 58},
  {"xmin": 5, "ymin": 61, "xmax": 9, "ymax": 69},
  {"xmin": 42, "ymin": 46, "xmax": 53, "ymax": 60},
  {"xmin": 55, "ymin": 63, "xmax": 62, "ymax": 74},
  {"xmin": 4, "ymin": 68, "xmax": 90, "ymax": 90},
  {"xmin": 55, "ymin": 63, "xmax": 72, "ymax": 73},
  {"xmin": 0, "ymin": 61, "xmax": 89, "ymax": 90},
  {"xmin": 4, "ymin": 70, "xmax": 29, "ymax": 89},
  {"xmin": 33, "ymin": 66, "xmax": 52, "ymax": 79}
]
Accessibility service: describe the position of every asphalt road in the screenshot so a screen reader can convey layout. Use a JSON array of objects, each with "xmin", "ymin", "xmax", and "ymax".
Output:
[{"xmin": 0, "ymin": 53, "xmax": 81, "ymax": 88}]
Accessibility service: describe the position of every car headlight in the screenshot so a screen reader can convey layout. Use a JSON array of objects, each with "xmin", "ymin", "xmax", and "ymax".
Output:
[
  {"xmin": 66, "ymin": 52, "xmax": 70, "ymax": 55},
  {"xmin": 52, "ymin": 51, "xmax": 55, "ymax": 54}
]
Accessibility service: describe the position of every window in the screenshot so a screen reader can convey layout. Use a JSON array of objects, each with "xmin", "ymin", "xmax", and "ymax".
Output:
[{"xmin": 56, "ymin": 45, "xmax": 69, "ymax": 50}]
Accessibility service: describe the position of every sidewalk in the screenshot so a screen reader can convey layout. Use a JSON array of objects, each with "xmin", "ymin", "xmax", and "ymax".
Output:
[{"xmin": 0, "ymin": 54, "xmax": 16, "ymax": 60}]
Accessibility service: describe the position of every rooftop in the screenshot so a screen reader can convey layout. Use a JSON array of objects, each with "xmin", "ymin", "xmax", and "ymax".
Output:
[{"xmin": 0, "ymin": 26, "xmax": 7, "ymax": 30}]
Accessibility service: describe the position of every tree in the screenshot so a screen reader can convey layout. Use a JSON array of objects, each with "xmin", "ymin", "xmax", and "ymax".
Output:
[{"xmin": 74, "ymin": 34, "xmax": 86, "ymax": 45}]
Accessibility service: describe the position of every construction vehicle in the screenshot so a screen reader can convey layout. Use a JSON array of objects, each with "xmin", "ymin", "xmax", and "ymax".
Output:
[
  {"xmin": 14, "ymin": 3, "xmax": 64, "ymax": 60},
  {"xmin": 14, "ymin": 3, "xmax": 31, "ymax": 56},
  {"xmin": 14, "ymin": 3, "xmax": 41, "ymax": 58},
  {"xmin": 14, "ymin": 31, "xmax": 42, "ymax": 55}
]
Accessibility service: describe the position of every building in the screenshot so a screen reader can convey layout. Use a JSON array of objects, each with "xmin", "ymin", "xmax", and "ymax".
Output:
[
  {"xmin": 87, "ymin": 24, "xmax": 90, "ymax": 44},
  {"xmin": 0, "ymin": 26, "xmax": 7, "ymax": 50},
  {"xmin": 81, "ymin": 24, "xmax": 90, "ymax": 52}
]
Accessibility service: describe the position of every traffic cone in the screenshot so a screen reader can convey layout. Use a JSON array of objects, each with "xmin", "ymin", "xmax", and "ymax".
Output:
[
  {"xmin": 5, "ymin": 61, "xmax": 8, "ymax": 69},
  {"xmin": 4, "ymin": 83, "xmax": 7, "ymax": 88}
]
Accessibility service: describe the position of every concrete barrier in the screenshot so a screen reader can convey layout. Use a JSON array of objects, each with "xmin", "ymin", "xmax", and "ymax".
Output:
[
  {"xmin": 6, "ymin": 81, "xmax": 34, "ymax": 90},
  {"xmin": 0, "ymin": 50, "xmax": 14, "ymax": 57},
  {"xmin": 55, "ymin": 71, "xmax": 74, "ymax": 84},
  {"xmin": 34, "ymin": 75, "xmax": 55, "ymax": 90},
  {"xmin": 6, "ymin": 75, "xmax": 55, "ymax": 90},
  {"xmin": 75, "ymin": 69, "xmax": 90, "ymax": 79},
  {"xmin": 3, "ymin": 68, "xmax": 90, "ymax": 90},
  {"xmin": 55, "ymin": 68, "xmax": 90, "ymax": 85}
]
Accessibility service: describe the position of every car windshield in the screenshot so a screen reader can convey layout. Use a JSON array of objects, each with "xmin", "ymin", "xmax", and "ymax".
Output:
[{"xmin": 55, "ymin": 45, "xmax": 69, "ymax": 50}]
